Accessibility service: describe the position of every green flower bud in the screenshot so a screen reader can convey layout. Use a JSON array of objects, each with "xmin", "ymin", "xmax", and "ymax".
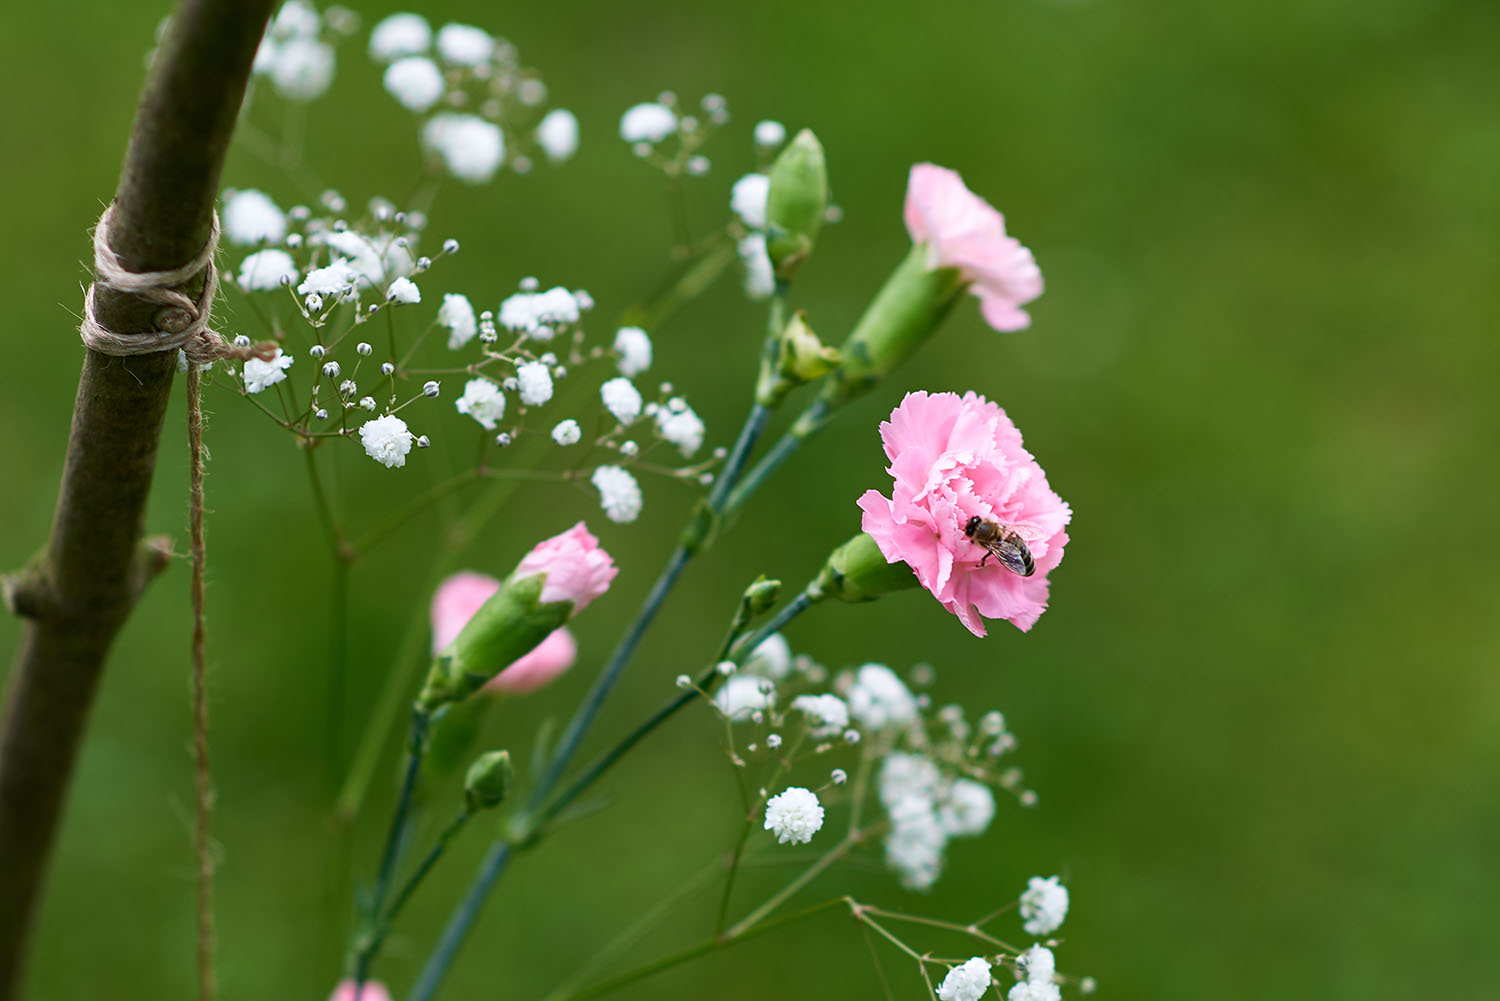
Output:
[
  {"xmin": 742, "ymin": 576, "xmax": 783, "ymax": 617},
  {"xmin": 809, "ymin": 532, "xmax": 920, "ymax": 603},
  {"xmin": 764, "ymin": 129, "xmax": 828, "ymax": 280},
  {"xmin": 417, "ymin": 573, "xmax": 573, "ymax": 711},
  {"xmin": 755, "ymin": 310, "xmax": 842, "ymax": 406},
  {"xmin": 463, "ymin": 750, "xmax": 514, "ymax": 812},
  {"xmin": 818, "ymin": 243, "xmax": 967, "ymax": 414}
]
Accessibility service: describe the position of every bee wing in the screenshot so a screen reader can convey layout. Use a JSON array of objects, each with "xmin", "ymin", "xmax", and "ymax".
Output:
[{"xmin": 986, "ymin": 538, "xmax": 1034, "ymax": 577}]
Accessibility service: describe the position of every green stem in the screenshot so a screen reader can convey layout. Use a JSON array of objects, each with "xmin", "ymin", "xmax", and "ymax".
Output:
[
  {"xmin": 369, "ymin": 710, "xmax": 429, "ymax": 922},
  {"xmin": 722, "ymin": 398, "xmax": 829, "ymax": 516},
  {"xmin": 351, "ymin": 469, "xmax": 483, "ymax": 557},
  {"xmin": 550, "ymin": 897, "xmax": 849, "ymax": 1001},
  {"xmin": 724, "ymin": 833, "xmax": 861, "ymax": 940},
  {"xmin": 351, "ymin": 809, "xmax": 471, "ymax": 982}
]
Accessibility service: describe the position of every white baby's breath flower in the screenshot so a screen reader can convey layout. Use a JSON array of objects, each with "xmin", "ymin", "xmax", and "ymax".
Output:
[
  {"xmin": 435, "ymin": 22, "xmax": 494, "ymax": 65},
  {"xmin": 764, "ymin": 788, "xmax": 824, "ymax": 845},
  {"xmin": 241, "ymin": 349, "xmax": 294, "ymax": 393},
  {"xmin": 422, "ymin": 113, "xmax": 504, "ymax": 184},
  {"xmin": 454, "ymin": 378, "xmax": 505, "ymax": 430},
  {"xmin": 746, "ymin": 633, "xmax": 792, "ymax": 679},
  {"xmin": 590, "ymin": 465, "xmax": 642, "ymax": 523},
  {"xmin": 368, "ymin": 12, "xmax": 431, "ymax": 61},
  {"xmin": 297, "ymin": 261, "xmax": 357, "ymax": 297},
  {"xmin": 885, "ymin": 798, "xmax": 947, "ymax": 891},
  {"xmin": 530, "ymin": 286, "xmax": 580, "ymax": 334},
  {"xmin": 847, "ymin": 663, "xmax": 918, "ymax": 731},
  {"xmin": 937, "ymin": 958, "xmax": 992, "ymax": 1001},
  {"xmin": 619, "ymin": 102, "xmax": 677, "ymax": 143},
  {"xmin": 612, "ymin": 326, "xmax": 652, "ymax": 376},
  {"xmin": 730, "ymin": 173, "xmax": 770, "ymax": 229},
  {"xmin": 937, "ymin": 778, "xmax": 996, "ymax": 838},
  {"xmin": 1019, "ymin": 877, "xmax": 1069, "ymax": 936},
  {"xmin": 386, "ymin": 276, "xmax": 420, "ymax": 303},
  {"xmin": 1017, "ymin": 945, "xmax": 1056, "ymax": 987},
  {"xmin": 535, "ymin": 109, "xmax": 579, "ymax": 162},
  {"xmin": 1007, "ymin": 983, "xmax": 1061, "ymax": 1001},
  {"xmin": 269, "ymin": 37, "xmax": 335, "ymax": 100},
  {"xmin": 655, "ymin": 401, "xmax": 704, "ymax": 457},
  {"xmin": 439, "ymin": 293, "xmax": 477, "ymax": 348},
  {"xmin": 551, "ymin": 419, "xmax": 581, "ymax": 445},
  {"xmin": 879, "ymin": 751, "xmax": 941, "ymax": 810},
  {"xmin": 320, "ymin": 230, "xmax": 387, "ymax": 286},
  {"xmin": 270, "ymin": 0, "xmax": 320, "ymax": 40},
  {"xmin": 223, "ymin": 190, "xmax": 287, "ymax": 245},
  {"xmin": 383, "ymin": 56, "xmax": 444, "ymax": 112},
  {"xmin": 600, "ymin": 377, "xmax": 642, "ymax": 425},
  {"xmin": 498, "ymin": 292, "xmax": 538, "ymax": 332},
  {"xmin": 516, "ymin": 361, "xmax": 553, "ymax": 406},
  {"xmin": 714, "ymin": 674, "xmax": 769, "ymax": 720},
  {"xmin": 754, "ymin": 119, "xmax": 786, "ymax": 147},
  {"xmin": 791, "ymin": 694, "xmax": 849, "ymax": 735},
  {"xmin": 737, "ymin": 233, "xmax": 775, "ymax": 300},
  {"xmin": 236, "ymin": 249, "xmax": 297, "ymax": 290},
  {"xmin": 359, "ymin": 414, "xmax": 414, "ymax": 468}
]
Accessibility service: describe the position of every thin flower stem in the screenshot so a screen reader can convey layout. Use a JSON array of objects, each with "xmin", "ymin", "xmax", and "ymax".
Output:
[
  {"xmin": 856, "ymin": 912, "xmax": 924, "ymax": 961},
  {"xmin": 351, "ymin": 469, "xmax": 483, "ymax": 557},
  {"xmin": 537, "ymin": 858, "xmax": 725, "ymax": 1001},
  {"xmin": 729, "ymin": 587, "xmax": 818, "ymax": 663},
  {"xmin": 548, "ymin": 897, "xmax": 850, "ymax": 1001},
  {"xmin": 722, "ymin": 397, "xmax": 831, "ymax": 516},
  {"xmin": 406, "ymin": 842, "xmax": 511, "ymax": 1001},
  {"xmin": 860, "ymin": 919, "xmax": 898, "ymax": 1001},
  {"xmin": 368, "ymin": 709, "xmax": 430, "ymax": 926},
  {"xmin": 714, "ymin": 813, "xmax": 757, "ymax": 937},
  {"xmin": 723, "ymin": 832, "xmax": 862, "ymax": 940},
  {"xmin": 351, "ymin": 809, "xmax": 471, "ymax": 981},
  {"xmin": 302, "ymin": 445, "xmax": 348, "ymax": 557}
]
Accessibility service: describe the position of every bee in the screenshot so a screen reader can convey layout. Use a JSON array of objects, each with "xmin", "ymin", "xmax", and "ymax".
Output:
[{"xmin": 964, "ymin": 516, "xmax": 1036, "ymax": 577}]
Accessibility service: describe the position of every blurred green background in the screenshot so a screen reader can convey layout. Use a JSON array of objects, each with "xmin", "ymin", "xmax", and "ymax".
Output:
[{"xmin": 2, "ymin": 0, "xmax": 1498, "ymax": 998}]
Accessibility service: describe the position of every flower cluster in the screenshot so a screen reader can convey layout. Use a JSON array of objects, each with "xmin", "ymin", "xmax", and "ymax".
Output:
[
  {"xmin": 366, "ymin": 9, "xmax": 578, "ymax": 181},
  {"xmin": 212, "ymin": 177, "xmax": 721, "ymax": 522}
]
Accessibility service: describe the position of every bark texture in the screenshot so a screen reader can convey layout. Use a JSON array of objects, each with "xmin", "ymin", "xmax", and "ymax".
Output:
[{"xmin": 0, "ymin": 1, "xmax": 274, "ymax": 996}]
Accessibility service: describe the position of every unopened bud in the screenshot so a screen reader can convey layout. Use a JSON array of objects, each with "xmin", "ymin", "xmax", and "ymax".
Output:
[
  {"xmin": 740, "ymin": 576, "xmax": 783, "ymax": 617},
  {"xmin": 764, "ymin": 129, "xmax": 828, "ymax": 280},
  {"xmin": 463, "ymin": 750, "xmax": 513, "ymax": 811}
]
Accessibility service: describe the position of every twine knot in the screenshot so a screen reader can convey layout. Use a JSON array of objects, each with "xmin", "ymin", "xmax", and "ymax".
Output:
[{"xmin": 80, "ymin": 204, "xmax": 277, "ymax": 365}]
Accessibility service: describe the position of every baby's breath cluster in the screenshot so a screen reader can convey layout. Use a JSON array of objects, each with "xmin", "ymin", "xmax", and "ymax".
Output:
[{"xmin": 366, "ymin": 10, "xmax": 577, "ymax": 180}]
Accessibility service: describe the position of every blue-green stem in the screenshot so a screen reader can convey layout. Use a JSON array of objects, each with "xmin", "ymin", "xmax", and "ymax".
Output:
[
  {"xmin": 350, "ymin": 808, "xmax": 471, "ymax": 983},
  {"xmin": 722, "ymin": 397, "xmax": 830, "ymax": 516}
]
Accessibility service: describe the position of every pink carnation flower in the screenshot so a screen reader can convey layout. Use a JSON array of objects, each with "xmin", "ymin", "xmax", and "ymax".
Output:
[
  {"xmin": 857, "ymin": 391, "xmax": 1071, "ymax": 636},
  {"xmin": 903, "ymin": 163, "xmax": 1043, "ymax": 333},
  {"xmin": 484, "ymin": 626, "xmax": 578, "ymax": 694},
  {"xmin": 514, "ymin": 521, "xmax": 618, "ymax": 611},
  {"xmin": 329, "ymin": 980, "xmax": 393, "ymax": 1001}
]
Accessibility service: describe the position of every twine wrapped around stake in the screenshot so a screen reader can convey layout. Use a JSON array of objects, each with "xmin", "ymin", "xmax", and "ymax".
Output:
[
  {"xmin": 79, "ymin": 203, "xmax": 275, "ymax": 1001},
  {"xmin": 79, "ymin": 204, "xmax": 276, "ymax": 364}
]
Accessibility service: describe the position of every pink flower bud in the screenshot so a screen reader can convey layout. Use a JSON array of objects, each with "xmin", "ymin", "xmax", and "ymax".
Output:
[
  {"xmin": 903, "ymin": 164, "xmax": 1043, "ymax": 332},
  {"xmin": 484, "ymin": 627, "xmax": 577, "ymax": 694},
  {"xmin": 329, "ymin": 980, "xmax": 393, "ymax": 1001},
  {"xmin": 430, "ymin": 571, "xmax": 501, "ymax": 656},
  {"xmin": 513, "ymin": 521, "xmax": 617, "ymax": 611}
]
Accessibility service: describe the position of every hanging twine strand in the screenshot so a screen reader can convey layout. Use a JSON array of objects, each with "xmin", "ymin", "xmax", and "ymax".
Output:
[{"xmin": 80, "ymin": 204, "xmax": 275, "ymax": 1001}]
